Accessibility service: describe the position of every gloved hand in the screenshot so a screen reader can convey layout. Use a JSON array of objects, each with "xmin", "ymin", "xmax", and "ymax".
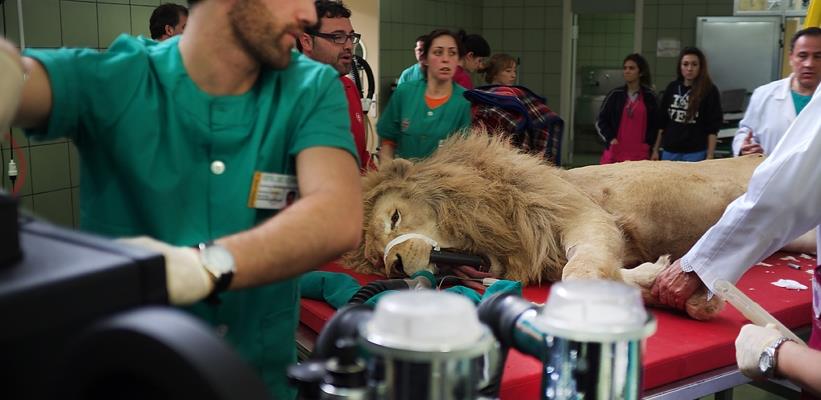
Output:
[
  {"xmin": 0, "ymin": 41, "xmax": 25, "ymax": 133},
  {"xmin": 734, "ymin": 323, "xmax": 784, "ymax": 379},
  {"xmin": 118, "ymin": 236, "xmax": 213, "ymax": 305}
]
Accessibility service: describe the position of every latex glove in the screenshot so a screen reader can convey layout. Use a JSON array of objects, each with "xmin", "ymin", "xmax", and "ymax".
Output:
[
  {"xmin": 118, "ymin": 236, "xmax": 213, "ymax": 305},
  {"xmin": 735, "ymin": 323, "xmax": 783, "ymax": 379},
  {"xmin": 650, "ymin": 258, "xmax": 702, "ymax": 311},
  {"xmin": 0, "ymin": 44, "xmax": 25, "ymax": 133}
]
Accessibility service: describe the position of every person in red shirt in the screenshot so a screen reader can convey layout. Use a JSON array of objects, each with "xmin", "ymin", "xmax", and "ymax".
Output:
[
  {"xmin": 454, "ymin": 30, "xmax": 490, "ymax": 89},
  {"xmin": 298, "ymin": 0, "xmax": 371, "ymax": 172}
]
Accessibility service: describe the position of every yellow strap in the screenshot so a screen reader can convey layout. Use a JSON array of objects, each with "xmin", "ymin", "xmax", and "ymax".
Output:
[{"xmin": 807, "ymin": 0, "xmax": 820, "ymax": 28}]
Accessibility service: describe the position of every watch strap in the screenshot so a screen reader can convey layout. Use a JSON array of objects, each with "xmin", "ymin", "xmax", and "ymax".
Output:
[
  {"xmin": 762, "ymin": 336, "xmax": 791, "ymax": 378},
  {"xmin": 198, "ymin": 241, "xmax": 235, "ymax": 305}
]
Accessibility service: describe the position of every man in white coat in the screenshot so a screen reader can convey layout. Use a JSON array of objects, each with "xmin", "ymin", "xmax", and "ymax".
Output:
[
  {"xmin": 652, "ymin": 84, "xmax": 821, "ymax": 395},
  {"xmin": 732, "ymin": 27, "xmax": 820, "ymax": 156}
]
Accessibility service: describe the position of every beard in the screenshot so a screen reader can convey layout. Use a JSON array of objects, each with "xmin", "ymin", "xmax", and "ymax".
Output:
[{"xmin": 229, "ymin": 0, "xmax": 297, "ymax": 70}]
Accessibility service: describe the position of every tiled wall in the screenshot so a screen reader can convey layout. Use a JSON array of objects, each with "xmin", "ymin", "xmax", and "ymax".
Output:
[
  {"xmin": 378, "ymin": 0, "xmax": 483, "ymax": 110},
  {"xmin": 481, "ymin": 0, "xmax": 564, "ymax": 111},
  {"xmin": 641, "ymin": 0, "xmax": 734, "ymax": 90},
  {"xmin": 0, "ymin": 0, "xmax": 186, "ymax": 228},
  {"xmin": 577, "ymin": 13, "xmax": 633, "ymax": 69}
]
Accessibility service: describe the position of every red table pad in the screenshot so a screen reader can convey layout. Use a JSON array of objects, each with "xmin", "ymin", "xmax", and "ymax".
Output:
[{"xmin": 299, "ymin": 252, "xmax": 815, "ymax": 399}]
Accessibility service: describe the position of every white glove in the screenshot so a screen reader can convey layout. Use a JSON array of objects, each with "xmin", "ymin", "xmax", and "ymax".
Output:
[
  {"xmin": 0, "ymin": 44, "xmax": 25, "ymax": 133},
  {"xmin": 734, "ymin": 323, "xmax": 783, "ymax": 379},
  {"xmin": 118, "ymin": 236, "xmax": 213, "ymax": 306}
]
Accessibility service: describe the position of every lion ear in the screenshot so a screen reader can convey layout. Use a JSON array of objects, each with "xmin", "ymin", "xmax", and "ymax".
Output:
[
  {"xmin": 381, "ymin": 158, "xmax": 414, "ymax": 178},
  {"xmin": 363, "ymin": 158, "xmax": 413, "ymax": 191}
]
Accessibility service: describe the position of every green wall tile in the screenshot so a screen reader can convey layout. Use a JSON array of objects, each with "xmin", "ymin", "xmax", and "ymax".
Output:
[
  {"xmin": 1, "ymin": 127, "xmax": 29, "ymax": 151},
  {"xmin": 98, "ymin": 3, "xmax": 131, "ymax": 48},
  {"xmin": 523, "ymin": 29, "xmax": 544, "ymax": 52},
  {"xmin": 502, "ymin": 29, "xmax": 523, "ymax": 51},
  {"xmin": 68, "ymin": 141, "xmax": 80, "ymax": 186},
  {"xmin": 544, "ymin": 29, "xmax": 562, "ymax": 51},
  {"xmin": 503, "ymin": 7, "xmax": 523, "ymax": 29},
  {"xmin": 130, "ymin": 5, "xmax": 153, "ymax": 37},
  {"xmin": 3, "ymin": 1, "xmax": 20, "ymax": 45},
  {"xmin": 658, "ymin": 5, "xmax": 682, "ymax": 29},
  {"xmin": 61, "ymin": 1, "xmax": 99, "ymax": 47},
  {"xmin": 524, "ymin": 6, "xmax": 544, "ymax": 29},
  {"xmin": 17, "ymin": 195, "xmax": 33, "ymax": 215},
  {"xmin": 131, "ymin": 0, "xmax": 159, "ymax": 6},
  {"xmin": 643, "ymin": 5, "xmax": 658, "ymax": 29},
  {"xmin": 31, "ymin": 188, "xmax": 73, "ymax": 227},
  {"xmin": 545, "ymin": 6, "xmax": 561, "ymax": 28},
  {"xmin": 29, "ymin": 142, "xmax": 70, "ymax": 194},
  {"xmin": 520, "ymin": 73, "xmax": 543, "ymax": 91},
  {"xmin": 521, "ymin": 51, "xmax": 544, "ymax": 73},
  {"xmin": 23, "ymin": 0, "xmax": 62, "ymax": 48},
  {"xmin": 0, "ymin": 4, "xmax": 4, "ymax": 36},
  {"xmin": 103, "ymin": 0, "xmax": 131, "ymax": 4}
]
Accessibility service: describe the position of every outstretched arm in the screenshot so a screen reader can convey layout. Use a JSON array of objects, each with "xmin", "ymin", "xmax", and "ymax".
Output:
[
  {"xmin": 652, "ymin": 91, "xmax": 821, "ymax": 309},
  {"xmin": 0, "ymin": 38, "xmax": 53, "ymax": 130},
  {"xmin": 221, "ymin": 146, "xmax": 363, "ymax": 288}
]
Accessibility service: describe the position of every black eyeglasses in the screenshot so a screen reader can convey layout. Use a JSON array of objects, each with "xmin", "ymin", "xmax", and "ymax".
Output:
[{"xmin": 312, "ymin": 32, "xmax": 361, "ymax": 45}]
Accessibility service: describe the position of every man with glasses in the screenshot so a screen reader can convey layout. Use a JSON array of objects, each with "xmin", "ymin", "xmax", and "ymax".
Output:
[{"xmin": 298, "ymin": 0, "xmax": 371, "ymax": 172}]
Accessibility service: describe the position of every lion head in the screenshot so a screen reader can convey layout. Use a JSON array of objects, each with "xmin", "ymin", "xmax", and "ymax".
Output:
[{"xmin": 342, "ymin": 134, "xmax": 572, "ymax": 284}]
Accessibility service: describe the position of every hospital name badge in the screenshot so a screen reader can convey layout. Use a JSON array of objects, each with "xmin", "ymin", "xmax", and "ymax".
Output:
[{"xmin": 247, "ymin": 171, "xmax": 299, "ymax": 210}]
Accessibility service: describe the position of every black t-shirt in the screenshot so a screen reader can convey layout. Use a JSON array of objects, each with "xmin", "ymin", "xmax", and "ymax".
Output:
[{"xmin": 657, "ymin": 80, "xmax": 723, "ymax": 153}]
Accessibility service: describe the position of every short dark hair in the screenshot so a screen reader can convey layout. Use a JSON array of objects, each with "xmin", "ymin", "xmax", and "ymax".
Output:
[
  {"xmin": 457, "ymin": 30, "xmax": 490, "ymax": 58},
  {"xmin": 305, "ymin": 0, "xmax": 352, "ymax": 36},
  {"xmin": 150, "ymin": 3, "xmax": 188, "ymax": 40},
  {"xmin": 415, "ymin": 35, "xmax": 427, "ymax": 43},
  {"xmin": 296, "ymin": 0, "xmax": 352, "ymax": 52},
  {"xmin": 790, "ymin": 27, "xmax": 821, "ymax": 52}
]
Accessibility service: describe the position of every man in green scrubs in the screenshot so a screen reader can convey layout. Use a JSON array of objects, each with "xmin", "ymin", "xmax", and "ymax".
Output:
[{"xmin": 1, "ymin": 0, "xmax": 363, "ymax": 398}]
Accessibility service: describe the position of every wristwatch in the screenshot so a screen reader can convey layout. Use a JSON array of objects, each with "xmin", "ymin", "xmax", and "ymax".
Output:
[
  {"xmin": 198, "ymin": 242, "xmax": 236, "ymax": 303},
  {"xmin": 758, "ymin": 336, "xmax": 791, "ymax": 379}
]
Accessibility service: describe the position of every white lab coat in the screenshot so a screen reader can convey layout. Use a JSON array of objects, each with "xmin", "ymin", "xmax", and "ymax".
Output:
[
  {"xmin": 731, "ymin": 76, "xmax": 797, "ymax": 156},
  {"xmin": 681, "ymin": 84, "xmax": 821, "ymax": 294}
]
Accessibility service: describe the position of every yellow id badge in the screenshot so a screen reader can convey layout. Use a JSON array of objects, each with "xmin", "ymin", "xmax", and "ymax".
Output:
[{"xmin": 247, "ymin": 171, "xmax": 299, "ymax": 210}]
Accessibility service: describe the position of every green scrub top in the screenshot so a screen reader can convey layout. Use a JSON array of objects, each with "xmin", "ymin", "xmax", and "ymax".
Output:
[
  {"xmin": 397, "ymin": 63, "xmax": 424, "ymax": 85},
  {"xmin": 25, "ymin": 34, "xmax": 357, "ymax": 400},
  {"xmin": 377, "ymin": 79, "xmax": 471, "ymax": 159}
]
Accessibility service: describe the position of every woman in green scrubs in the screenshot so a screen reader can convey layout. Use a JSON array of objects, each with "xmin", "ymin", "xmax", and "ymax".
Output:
[{"xmin": 377, "ymin": 29, "xmax": 472, "ymax": 162}]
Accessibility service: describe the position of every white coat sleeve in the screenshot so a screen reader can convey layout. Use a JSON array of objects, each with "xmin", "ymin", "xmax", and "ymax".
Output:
[{"xmin": 681, "ymin": 88, "xmax": 821, "ymax": 293}]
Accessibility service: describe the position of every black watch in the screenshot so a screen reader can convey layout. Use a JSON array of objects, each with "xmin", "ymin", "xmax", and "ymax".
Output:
[{"xmin": 198, "ymin": 242, "xmax": 236, "ymax": 304}]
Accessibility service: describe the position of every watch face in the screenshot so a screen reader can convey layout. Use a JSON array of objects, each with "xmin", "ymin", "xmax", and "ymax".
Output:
[
  {"xmin": 202, "ymin": 245, "xmax": 235, "ymax": 275},
  {"xmin": 758, "ymin": 352, "xmax": 773, "ymax": 375}
]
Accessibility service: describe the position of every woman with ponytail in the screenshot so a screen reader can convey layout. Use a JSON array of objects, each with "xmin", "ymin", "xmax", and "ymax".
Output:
[{"xmin": 453, "ymin": 30, "xmax": 490, "ymax": 89}]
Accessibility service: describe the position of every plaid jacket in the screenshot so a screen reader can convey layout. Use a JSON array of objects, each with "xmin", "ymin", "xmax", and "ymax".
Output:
[{"xmin": 464, "ymin": 85, "xmax": 564, "ymax": 165}]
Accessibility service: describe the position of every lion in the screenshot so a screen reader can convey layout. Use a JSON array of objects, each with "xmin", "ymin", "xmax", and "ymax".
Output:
[{"xmin": 343, "ymin": 133, "xmax": 766, "ymax": 320}]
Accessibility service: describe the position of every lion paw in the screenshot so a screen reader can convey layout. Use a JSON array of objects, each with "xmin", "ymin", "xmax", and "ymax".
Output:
[{"xmin": 684, "ymin": 288, "xmax": 725, "ymax": 321}]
